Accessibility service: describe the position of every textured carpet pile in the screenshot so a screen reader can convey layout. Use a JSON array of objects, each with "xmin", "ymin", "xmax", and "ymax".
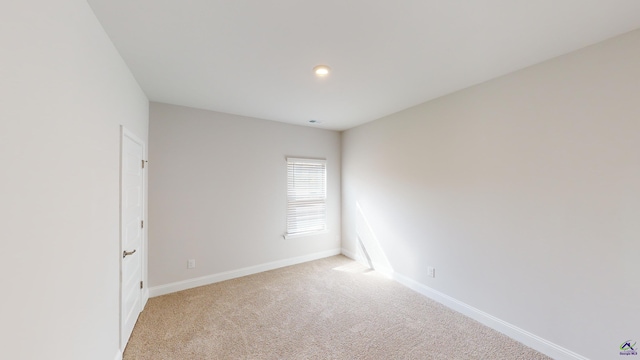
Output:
[{"xmin": 124, "ymin": 255, "xmax": 551, "ymax": 359}]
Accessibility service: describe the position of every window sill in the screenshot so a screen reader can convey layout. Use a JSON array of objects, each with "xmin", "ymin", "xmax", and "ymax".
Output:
[{"xmin": 283, "ymin": 229, "xmax": 328, "ymax": 240}]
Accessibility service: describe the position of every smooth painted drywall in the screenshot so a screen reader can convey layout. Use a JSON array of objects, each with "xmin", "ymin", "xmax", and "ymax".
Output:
[
  {"xmin": 148, "ymin": 103, "xmax": 341, "ymax": 287},
  {"xmin": 342, "ymin": 29, "xmax": 640, "ymax": 360},
  {"xmin": 0, "ymin": 1, "xmax": 148, "ymax": 359}
]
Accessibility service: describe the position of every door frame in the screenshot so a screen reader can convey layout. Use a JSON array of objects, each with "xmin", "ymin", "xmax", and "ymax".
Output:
[{"xmin": 119, "ymin": 126, "xmax": 148, "ymax": 351}]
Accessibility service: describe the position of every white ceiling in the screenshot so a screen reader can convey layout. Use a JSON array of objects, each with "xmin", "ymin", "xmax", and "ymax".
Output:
[{"xmin": 87, "ymin": 0, "xmax": 640, "ymax": 131}]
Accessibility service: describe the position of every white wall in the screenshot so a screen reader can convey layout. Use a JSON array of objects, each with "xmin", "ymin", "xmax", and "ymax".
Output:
[
  {"xmin": 342, "ymin": 29, "xmax": 640, "ymax": 360},
  {"xmin": 148, "ymin": 103, "xmax": 341, "ymax": 289},
  {"xmin": 0, "ymin": 1, "xmax": 148, "ymax": 359}
]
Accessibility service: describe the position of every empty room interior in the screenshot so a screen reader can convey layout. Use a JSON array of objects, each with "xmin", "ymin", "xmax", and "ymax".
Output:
[{"xmin": 2, "ymin": 1, "xmax": 639, "ymax": 360}]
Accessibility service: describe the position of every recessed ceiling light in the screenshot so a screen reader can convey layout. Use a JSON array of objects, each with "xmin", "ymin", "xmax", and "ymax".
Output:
[{"xmin": 313, "ymin": 65, "xmax": 331, "ymax": 76}]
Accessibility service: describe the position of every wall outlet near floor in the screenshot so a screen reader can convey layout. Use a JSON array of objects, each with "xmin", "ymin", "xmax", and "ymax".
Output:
[
  {"xmin": 427, "ymin": 266, "xmax": 436, "ymax": 278},
  {"xmin": 187, "ymin": 259, "xmax": 196, "ymax": 269}
]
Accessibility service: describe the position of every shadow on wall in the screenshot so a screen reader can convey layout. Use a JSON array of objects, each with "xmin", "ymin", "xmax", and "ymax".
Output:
[{"xmin": 354, "ymin": 202, "xmax": 393, "ymax": 277}]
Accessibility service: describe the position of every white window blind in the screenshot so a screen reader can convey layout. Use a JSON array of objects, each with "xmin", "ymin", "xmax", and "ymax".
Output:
[{"xmin": 286, "ymin": 158, "xmax": 327, "ymax": 238}]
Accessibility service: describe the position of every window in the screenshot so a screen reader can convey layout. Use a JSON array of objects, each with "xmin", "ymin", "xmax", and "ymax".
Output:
[{"xmin": 286, "ymin": 158, "xmax": 327, "ymax": 238}]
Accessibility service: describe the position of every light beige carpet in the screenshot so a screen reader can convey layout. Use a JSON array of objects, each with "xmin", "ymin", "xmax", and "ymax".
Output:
[{"xmin": 124, "ymin": 255, "xmax": 552, "ymax": 359}]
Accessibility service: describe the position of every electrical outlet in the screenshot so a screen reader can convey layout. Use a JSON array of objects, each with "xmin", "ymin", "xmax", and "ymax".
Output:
[
  {"xmin": 187, "ymin": 259, "xmax": 196, "ymax": 269},
  {"xmin": 427, "ymin": 266, "xmax": 435, "ymax": 278}
]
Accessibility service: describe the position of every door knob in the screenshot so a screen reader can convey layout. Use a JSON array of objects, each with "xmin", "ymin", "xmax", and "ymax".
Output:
[{"xmin": 123, "ymin": 249, "xmax": 137, "ymax": 258}]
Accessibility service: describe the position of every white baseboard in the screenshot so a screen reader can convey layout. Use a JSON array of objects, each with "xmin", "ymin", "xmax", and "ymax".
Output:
[
  {"xmin": 341, "ymin": 247, "xmax": 394, "ymax": 278},
  {"xmin": 341, "ymin": 247, "xmax": 356, "ymax": 259},
  {"xmin": 149, "ymin": 248, "xmax": 342, "ymax": 297},
  {"xmin": 113, "ymin": 349, "xmax": 122, "ymax": 360},
  {"xmin": 392, "ymin": 272, "xmax": 589, "ymax": 360},
  {"xmin": 141, "ymin": 288, "xmax": 149, "ymax": 308}
]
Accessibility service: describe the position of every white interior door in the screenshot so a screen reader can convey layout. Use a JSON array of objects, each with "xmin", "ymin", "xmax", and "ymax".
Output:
[{"xmin": 120, "ymin": 128, "xmax": 145, "ymax": 350}]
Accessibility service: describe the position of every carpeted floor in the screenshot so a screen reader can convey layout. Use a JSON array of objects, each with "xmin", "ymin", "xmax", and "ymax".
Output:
[{"xmin": 124, "ymin": 255, "xmax": 552, "ymax": 359}]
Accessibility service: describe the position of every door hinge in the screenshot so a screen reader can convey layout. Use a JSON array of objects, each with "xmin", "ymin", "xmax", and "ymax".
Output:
[
  {"xmin": 140, "ymin": 281, "xmax": 143, "ymax": 289},
  {"xmin": 141, "ymin": 220, "xmax": 144, "ymax": 228},
  {"xmin": 141, "ymin": 159, "xmax": 145, "ymax": 169}
]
